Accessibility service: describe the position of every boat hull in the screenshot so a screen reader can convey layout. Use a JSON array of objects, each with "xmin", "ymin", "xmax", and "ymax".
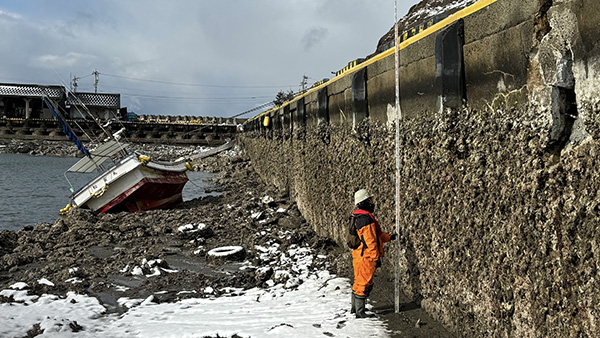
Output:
[
  {"xmin": 99, "ymin": 173, "xmax": 188, "ymax": 213},
  {"xmin": 72, "ymin": 155, "xmax": 189, "ymax": 213}
]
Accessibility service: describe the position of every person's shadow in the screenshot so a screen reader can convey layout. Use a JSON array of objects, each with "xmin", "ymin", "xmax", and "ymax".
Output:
[{"xmin": 372, "ymin": 301, "xmax": 420, "ymax": 315}]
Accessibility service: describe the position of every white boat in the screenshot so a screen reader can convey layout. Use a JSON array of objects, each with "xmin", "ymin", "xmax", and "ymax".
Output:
[
  {"xmin": 41, "ymin": 95, "xmax": 191, "ymax": 214},
  {"xmin": 66, "ymin": 140, "xmax": 190, "ymax": 213}
]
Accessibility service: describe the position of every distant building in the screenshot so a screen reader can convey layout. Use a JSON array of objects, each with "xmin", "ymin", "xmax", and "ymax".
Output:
[
  {"xmin": 66, "ymin": 91, "xmax": 121, "ymax": 120},
  {"xmin": 0, "ymin": 82, "xmax": 247, "ymax": 124},
  {"xmin": 0, "ymin": 83, "xmax": 66, "ymax": 119},
  {"xmin": 0, "ymin": 82, "xmax": 122, "ymax": 120}
]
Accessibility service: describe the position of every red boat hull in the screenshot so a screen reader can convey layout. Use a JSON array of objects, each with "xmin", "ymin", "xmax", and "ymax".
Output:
[{"xmin": 99, "ymin": 173, "xmax": 189, "ymax": 213}]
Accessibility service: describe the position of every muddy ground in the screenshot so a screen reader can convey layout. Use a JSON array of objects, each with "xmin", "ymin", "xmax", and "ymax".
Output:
[{"xmin": 0, "ymin": 140, "xmax": 453, "ymax": 338}]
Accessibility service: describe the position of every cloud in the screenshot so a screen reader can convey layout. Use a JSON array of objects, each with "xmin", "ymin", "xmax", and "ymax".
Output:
[
  {"xmin": 0, "ymin": 9, "xmax": 22, "ymax": 21},
  {"xmin": 33, "ymin": 52, "xmax": 98, "ymax": 70},
  {"xmin": 127, "ymin": 96, "xmax": 143, "ymax": 112},
  {"xmin": 52, "ymin": 12, "xmax": 96, "ymax": 38},
  {"xmin": 301, "ymin": 26, "xmax": 329, "ymax": 51},
  {"xmin": 0, "ymin": 0, "xmax": 415, "ymax": 117}
]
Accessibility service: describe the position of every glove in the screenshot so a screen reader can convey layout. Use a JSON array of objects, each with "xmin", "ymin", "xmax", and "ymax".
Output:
[
  {"xmin": 375, "ymin": 259, "xmax": 382, "ymax": 268},
  {"xmin": 390, "ymin": 233, "xmax": 397, "ymax": 241}
]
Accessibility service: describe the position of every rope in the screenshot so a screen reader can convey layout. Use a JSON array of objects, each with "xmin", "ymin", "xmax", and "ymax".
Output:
[{"xmin": 90, "ymin": 185, "xmax": 109, "ymax": 198}]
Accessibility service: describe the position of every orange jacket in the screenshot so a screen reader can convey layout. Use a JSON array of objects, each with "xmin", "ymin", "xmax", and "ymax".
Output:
[{"xmin": 351, "ymin": 209, "xmax": 391, "ymax": 261}]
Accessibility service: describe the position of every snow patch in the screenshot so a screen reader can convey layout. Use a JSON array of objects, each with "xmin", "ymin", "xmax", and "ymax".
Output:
[
  {"xmin": 9, "ymin": 282, "xmax": 28, "ymax": 290},
  {"xmin": 65, "ymin": 277, "xmax": 83, "ymax": 284},
  {"xmin": 118, "ymin": 297, "xmax": 143, "ymax": 309},
  {"xmin": 131, "ymin": 266, "xmax": 144, "ymax": 276},
  {"xmin": 0, "ymin": 291, "xmax": 104, "ymax": 337},
  {"xmin": 405, "ymin": 0, "xmax": 477, "ymax": 23},
  {"xmin": 178, "ymin": 223, "xmax": 195, "ymax": 232},
  {"xmin": 261, "ymin": 195, "xmax": 274, "ymax": 205},
  {"xmin": 0, "ymin": 289, "xmax": 38, "ymax": 304},
  {"xmin": 146, "ymin": 266, "xmax": 161, "ymax": 277},
  {"xmin": 37, "ymin": 278, "xmax": 55, "ymax": 287},
  {"xmin": 140, "ymin": 295, "xmax": 156, "ymax": 306},
  {"xmin": 251, "ymin": 211, "xmax": 264, "ymax": 219}
]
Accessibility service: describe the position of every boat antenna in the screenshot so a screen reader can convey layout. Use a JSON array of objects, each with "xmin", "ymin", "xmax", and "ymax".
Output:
[
  {"xmin": 41, "ymin": 92, "xmax": 92, "ymax": 158},
  {"xmin": 51, "ymin": 68, "xmax": 126, "ymax": 156},
  {"xmin": 65, "ymin": 85, "xmax": 114, "ymax": 138}
]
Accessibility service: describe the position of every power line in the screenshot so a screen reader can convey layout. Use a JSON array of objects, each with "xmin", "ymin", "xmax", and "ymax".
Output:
[
  {"xmin": 100, "ymin": 72, "xmax": 296, "ymax": 89},
  {"xmin": 228, "ymin": 88, "xmax": 303, "ymax": 118},
  {"xmin": 230, "ymin": 101, "xmax": 274, "ymax": 118},
  {"xmin": 120, "ymin": 92, "xmax": 272, "ymax": 101},
  {"xmin": 52, "ymin": 70, "xmax": 295, "ymax": 116}
]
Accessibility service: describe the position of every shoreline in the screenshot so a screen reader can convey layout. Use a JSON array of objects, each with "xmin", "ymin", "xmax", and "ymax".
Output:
[
  {"xmin": 0, "ymin": 140, "xmax": 223, "ymax": 233},
  {"xmin": 0, "ymin": 138, "xmax": 217, "ymax": 160}
]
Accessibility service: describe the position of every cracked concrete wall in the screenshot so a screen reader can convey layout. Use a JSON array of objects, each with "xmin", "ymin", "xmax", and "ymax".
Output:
[{"xmin": 242, "ymin": 0, "xmax": 600, "ymax": 336}]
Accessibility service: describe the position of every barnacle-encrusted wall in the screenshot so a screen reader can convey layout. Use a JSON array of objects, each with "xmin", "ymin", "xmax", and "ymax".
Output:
[
  {"xmin": 243, "ymin": 101, "xmax": 600, "ymax": 337},
  {"xmin": 241, "ymin": 0, "xmax": 600, "ymax": 336}
]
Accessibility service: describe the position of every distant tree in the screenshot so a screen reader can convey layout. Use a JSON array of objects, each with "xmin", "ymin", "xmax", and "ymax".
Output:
[{"xmin": 273, "ymin": 90, "xmax": 295, "ymax": 106}]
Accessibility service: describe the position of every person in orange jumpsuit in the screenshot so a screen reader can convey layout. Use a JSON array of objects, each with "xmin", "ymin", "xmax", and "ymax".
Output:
[{"xmin": 351, "ymin": 189, "xmax": 396, "ymax": 318}]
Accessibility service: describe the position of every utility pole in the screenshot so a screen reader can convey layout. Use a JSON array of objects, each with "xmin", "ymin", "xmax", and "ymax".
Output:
[
  {"xmin": 93, "ymin": 70, "xmax": 100, "ymax": 94},
  {"xmin": 300, "ymin": 74, "xmax": 308, "ymax": 92},
  {"xmin": 72, "ymin": 75, "xmax": 79, "ymax": 93}
]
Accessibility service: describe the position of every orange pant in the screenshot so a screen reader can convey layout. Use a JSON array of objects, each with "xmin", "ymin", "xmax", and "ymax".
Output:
[{"xmin": 352, "ymin": 256, "xmax": 377, "ymax": 297}]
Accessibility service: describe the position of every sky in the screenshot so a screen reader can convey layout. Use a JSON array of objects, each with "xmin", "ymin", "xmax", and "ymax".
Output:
[{"xmin": 0, "ymin": 0, "xmax": 415, "ymax": 118}]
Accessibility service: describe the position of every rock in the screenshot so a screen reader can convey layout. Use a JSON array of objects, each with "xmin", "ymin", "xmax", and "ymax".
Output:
[
  {"xmin": 0, "ymin": 230, "xmax": 18, "ymax": 256},
  {"xmin": 69, "ymin": 321, "xmax": 83, "ymax": 332},
  {"xmin": 25, "ymin": 323, "xmax": 43, "ymax": 337},
  {"xmin": 278, "ymin": 216, "xmax": 305, "ymax": 229},
  {"xmin": 255, "ymin": 267, "xmax": 273, "ymax": 283}
]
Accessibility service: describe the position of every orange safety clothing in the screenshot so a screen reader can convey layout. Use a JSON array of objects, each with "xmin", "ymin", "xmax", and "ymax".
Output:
[{"xmin": 351, "ymin": 209, "xmax": 391, "ymax": 297}]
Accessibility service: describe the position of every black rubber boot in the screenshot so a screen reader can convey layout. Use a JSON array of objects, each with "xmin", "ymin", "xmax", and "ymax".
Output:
[
  {"xmin": 354, "ymin": 295, "xmax": 374, "ymax": 319},
  {"xmin": 351, "ymin": 293, "xmax": 356, "ymax": 314}
]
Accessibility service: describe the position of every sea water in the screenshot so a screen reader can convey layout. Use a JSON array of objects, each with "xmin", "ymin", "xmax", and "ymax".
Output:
[{"xmin": 0, "ymin": 154, "xmax": 218, "ymax": 231}]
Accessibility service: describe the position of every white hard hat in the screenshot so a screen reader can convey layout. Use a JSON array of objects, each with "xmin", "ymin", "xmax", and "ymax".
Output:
[{"xmin": 354, "ymin": 189, "xmax": 372, "ymax": 205}]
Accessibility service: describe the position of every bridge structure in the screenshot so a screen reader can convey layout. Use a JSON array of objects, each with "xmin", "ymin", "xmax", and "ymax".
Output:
[
  {"xmin": 0, "ymin": 117, "xmax": 240, "ymax": 145},
  {"xmin": 0, "ymin": 82, "xmax": 243, "ymax": 145}
]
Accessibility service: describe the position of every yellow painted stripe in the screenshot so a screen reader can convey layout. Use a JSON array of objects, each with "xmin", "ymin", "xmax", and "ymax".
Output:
[{"xmin": 248, "ymin": 0, "xmax": 499, "ymax": 122}]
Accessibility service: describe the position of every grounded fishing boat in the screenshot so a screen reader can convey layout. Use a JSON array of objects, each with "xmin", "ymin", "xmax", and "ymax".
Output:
[
  {"xmin": 65, "ymin": 141, "xmax": 191, "ymax": 213},
  {"xmin": 42, "ymin": 95, "xmax": 192, "ymax": 214}
]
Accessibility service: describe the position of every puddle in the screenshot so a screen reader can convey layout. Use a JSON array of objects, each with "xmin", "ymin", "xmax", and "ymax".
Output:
[
  {"xmin": 165, "ymin": 253, "xmax": 219, "ymax": 276},
  {"xmin": 163, "ymin": 250, "xmax": 246, "ymax": 277},
  {"xmin": 92, "ymin": 290, "xmax": 123, "ymax": 314},
  {"xmin": 82, "ymin": 249, "xmax": 247, "ymax": 311},
  {"xmin": 88, "ymin": 246, "xmax": 114, "ymax": 259},
  {"xmin": 219, "ymin": 262, "xmax": 246, "ymax": 274},
  {"xmin": 108, "ymin": 274, "xmax": 144, "ymax": 289}
]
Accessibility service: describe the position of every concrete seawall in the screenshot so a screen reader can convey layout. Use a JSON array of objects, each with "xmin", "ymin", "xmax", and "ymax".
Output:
[
  {"xmin": 242, "ymin": 0, "xmax": 600, "ymax": 336},
  {"xmin": 0, "ymin": 118, "xmax": 237, "ymax": 146}
]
